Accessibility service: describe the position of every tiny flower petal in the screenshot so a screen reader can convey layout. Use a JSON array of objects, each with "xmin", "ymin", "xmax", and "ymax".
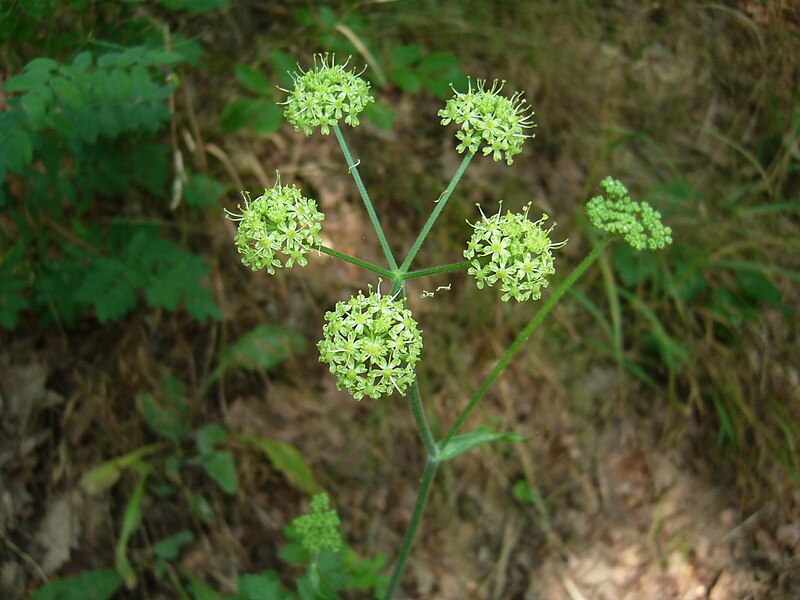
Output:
[
  {"xmin": 226, "ymin": 174, "xmax": 324, "ymax": 273},
  {"xmin": 318, "ymin": 289, "xmax": 422, "ymax": 400},
  {"xmin": 464, "ymin": 202, "xmax": 565, "ymax": 302}
]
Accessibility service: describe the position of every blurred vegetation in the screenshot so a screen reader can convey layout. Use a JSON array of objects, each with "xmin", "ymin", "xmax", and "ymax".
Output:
[{"xmin": 1, "ymin": 0, "xmax": 798, "ymax": 598}]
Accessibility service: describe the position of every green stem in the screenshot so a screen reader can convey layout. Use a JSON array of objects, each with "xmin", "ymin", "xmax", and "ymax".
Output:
[
  {"xmin": 439, "ymin": 236, "xmax": 614, "ymax": 448},
  {"xmin": 402, "ymin": 261, "xmax": 471, "ymax": 280},
  {"xmin": 399, "ymin": 153, "xmax": 474, "ymax": 273},
  {"xmin": 408, "ymin": 380, "xmax": 440, "ymax": 459},
  {"xmin": 382, "ymin": 459, "xmax": 439, "ymax": 600},
  {"xmin": 316, "ymin": 244, "xmax": 396, "ymax": 279},
  {"xmin": 333, "ymin": 125, "xmax": 398, "ymax": 270}
]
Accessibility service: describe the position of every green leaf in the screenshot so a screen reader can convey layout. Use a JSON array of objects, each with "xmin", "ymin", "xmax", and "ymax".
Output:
[
  {"xmin": 4, "ymin": 68, "xmax": 52, "ymax": 92},
  {"xmin": 74, "ymin": 257, "xmax": 138, "ymax": 323},
  {"xmin": 221, "ymin": 97, "xmax": 261, "ymax": 132},
  {"xmin": 156, "ymin": 0, "xmax": 230, "ymax": 12},
  {"xmin": 80, "ymin": 443, "xmax": 164, "ymax": 495},
  {"xmin": 438, "ymin": 427, "xmax": 524, "ymax": 462},
  {"xmin": 250, "ymin": 102, "xmax": 283, "ymax": 135},
  {"xmin": 268, "ymin": 49, "xmax": 296, "ymax": 88},
  {"xmin": 242, "ymin": 435, "xmax": 322, "ymax": 495},
  {"xmin": 153, "ymin": 529, "xmax": 195, "ymax": 560},
  {"xmin": 234, "ymin": 64, "xmax": 272, "ymax": 95},
  {"xmin": 137, "ymin": 387, "xmax": 192, "ymax": 442},
  {"xmin": 237, "ymin": 571, "xmax": 291, "ymax": 600},
  {"xmin": 30, "ymin": 569, "xmax": 122, "ymax": 600},
  {"xmin": 364, "ymin": 100, "xmax": 395, "ymax": 131},
  {"xmin": 736, "ymin": 271, "xmax": 782, "ymax": 308},
  {"xmin": 389, "ymin": 67, "xmax": 421, "ymax": 93},
  {"xmin": 0, "ymin": 112, "xmax": 34, "ymax": 177},
  {"xmin": 115, "ymin": 469, "xmax": 149, "ymax": 588},
  {"xmin": 209, "ymin": 324, "xmax": 306, "ymax": 384},
  {"xmin": 202, "ymin": 450, "xmax": 238, "ymax": 494},
  {"xmin": 184, "ymin": 172, "xmax": 226, "ymax": 208},
  {"xmin": 50, "ymin": 75, "xmax": 83, "ymax": 110},
  {"xmin": 391, "ymin": 44, "xmax": 422, "ymax": 67},
  {"xmin": 196, "ymin": 423, "xmax": 229, "ymax": 456},
  {"xmin": 189, "ymin": 575, "xmax": 229, "ymax": 600}
]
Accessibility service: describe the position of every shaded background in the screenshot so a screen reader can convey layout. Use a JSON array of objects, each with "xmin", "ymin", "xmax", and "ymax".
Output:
[{"xmin": 1, "ymin": 1, "xmax": 799, "ymax": 598}]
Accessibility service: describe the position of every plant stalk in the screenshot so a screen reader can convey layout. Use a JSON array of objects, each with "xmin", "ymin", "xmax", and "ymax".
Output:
[
  {"xmin": 316, "ymin": 244, "xmax": 395, "ymax": 279},
  {"xmin": 382, "ymin": 458, "xmax": 439, "ymax": 600},
  {"xmin": 333, "ymin": 126, "xmax": 398, "ymax": 270},
  {"xmin": 399, "ymin": 153, "xmax": 473, "ymax": 273},
  {"xmin": 440, "ymin": 236, "xmax": 614, "ymax": 447}
]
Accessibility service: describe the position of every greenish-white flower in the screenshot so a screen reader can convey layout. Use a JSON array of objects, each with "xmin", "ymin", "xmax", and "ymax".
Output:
[
  {"xmin": 291, "ymin": 494, "xmax": 342, "ymax": 555},
  {"xmin": 464, "ymin": 203, "xmax": 565, "ymax": 302},
  {"xmin": 586, "ymin": 176, "xmax": 672, "ymax": 251},
  {"xmin": 318, "ymin": 288, "xmax": 422, "ymax": 401},
  {"xmin": 282, "ymin": 54, "xmax": 374, "ymax": 136},
  {"xmin": 439, "ymin": 78, "xmax": 535, "ymax": 165},
  {"xmin": 225, "ymin": 175, "xmax": 324, "ymax": 274}
]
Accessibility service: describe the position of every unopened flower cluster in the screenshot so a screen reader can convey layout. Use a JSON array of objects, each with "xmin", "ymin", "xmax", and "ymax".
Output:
[
  {"xmin": 282, "ymin": 54, "xmax": 374, "ymax": 136},
  {"xmin": 586, "ymin": 177, "xmax": 672, "ymax": 251},
  {"xmin": 291, "ymin": 494, "xmax": 343, "ymax": 555},
  {"xmin": 318, "ymin": 290, "xmax": 422, "ymax": 401},
  {"xmin": 439, "ymin": 79, "xmax": 535, "ymax": 165},
  {"xmin": 226, "ymin": 179, "xmax": 324, "ymax": 274},
  {"xmin": 464, "ymin": 203, "xmax": 563, "ymax": 302}
]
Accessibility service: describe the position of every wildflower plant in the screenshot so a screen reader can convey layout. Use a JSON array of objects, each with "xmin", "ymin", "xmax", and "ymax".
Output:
[{"xmin": 225, "ymin": 54, "xmax": 672, "ymax": 599}]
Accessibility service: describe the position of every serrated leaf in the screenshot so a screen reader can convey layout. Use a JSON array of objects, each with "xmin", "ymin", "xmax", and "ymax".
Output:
[
  {"xmin": 242, "ymin": 435, "xmax": 322, "ymax": 495},
  {"xmin": 153, "ymin": 529, "xmax": 195, "ymax": 560},
  {"xmin": 75, "ymin": 257, "xmax": 138, "ymax": 323},
  {"xmin": 209, "ymin": 324, "xmax": 306, "ymax": 384},
  {"xmin": 202, "ymin": 449, "xmax": 238, "ymax": 494},
  {"xmin": 438, "ymin": 427, "xmax": 524, "ymax": 462},
  {"xmin": 30, "ymin": 569, "xmax": 122, "ymax": 600},
  {"xmin": 234, "ymin": 64, "xmax": 272, "ymax": 95},
  {"xmin": 196, "ymin": 423, "xmax": 229, "ymax": 456}
]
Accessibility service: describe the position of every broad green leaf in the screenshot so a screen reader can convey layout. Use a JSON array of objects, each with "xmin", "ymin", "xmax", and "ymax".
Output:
[
  {"xmin": 736, "ymin": 271, "xmax": 782, "ymax": 308},
  {"xmin": 4, "ymin": 68, "xmax": 51, "ymax": 92},
  {"xmin": 268, "ymin": 49, "xmax": 296, "ymax": 88},
  {"xmin": 202, "ymin": 449, "xmax": 238, "ymax": 494},
  {"xmin": 30, "ymin": 569, "xmax": 122, "ymax": 600},
  {"xmin": 364, "ymin": 100, "xmax": 395, "ymax": 131},
  {"xmin": 250, "ymin": 102, "xmax": 283, "ymax": 135},
  {"xmin": 235, "ymin": 64, "xmax": 272, "ymax": 95},
  {"xmin": 237, "ymin": 571, "xmax": 291, "ymax": 600},
  {"xmin": 184, "ymin": 172, "xmax": 226, "ymax": 208},
  {"xmin": 389, "ymin": 67, "xmax": 421, "ymax": 93},
  {"xmin": 153, "ymin": 529, "xmax": 195, "ymax": 560},
  {"xmin": 157, "ymin": 0, "xmax": 230, "ymax": 12},
  {"xmin": 115, "ymin": 469, "xmax": 149, "ymax": 588},
  {"xmin": 50, "ymin": 75, "xmax": 83, "ymax": 109},
  {"xmin": 137, "ymin": 391, "xmax": 192, "ymax": 442},
  {"xmin": 80, "ymin": 443, "xmax": 164, "ymax": 495},
  {"xmin": 391, "ymin": 44, "xmax": 422, "ymax": 67},
  {"xmin": 242, "ymin": 435, "xmax": 322, "ymax": 495},
  {"xmin": 189, "ymin": 575, "xmax": 228, "ymax": 600},
  {"xmin": 0, "ymin": 115, "xmax": 34, "ymax": 176},
  {"xmin": 196, "ymin": 423, "xmax": 229, "ymax": 456},
  {"xmin": 221, "ymin": 97, "xmax": 261, "ymax": 132},
  {"xmin": 208, "ymin": 324, "xmax": 306, "ymax": 385},
  {"xmin": 438, "ymin": 427, "xmax": 524, "ymax": 462}
]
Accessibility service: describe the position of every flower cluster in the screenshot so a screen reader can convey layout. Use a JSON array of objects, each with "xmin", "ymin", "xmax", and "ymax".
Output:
[
  {"xmin": 318, "ymin": 288, "xmax": 423, "ymax": 401},
  {"xmin": 464, "ymin": 203, "xmax": 565, "ymax": 302},
  {"xmin": 291, "ymin": 494, "xmax": 343, "ymax": 555},
  {"xmin": 438, "ymin": 78, "xmax": 535, "ymax": 165},
  {"xmin": 282, "ymin": 54, "xmax": 374, "ymax": 136},
  {"xmin": 225, "ymin": 177, "xmax": 324, "ymax": 274},
  {"xmin": 586, "ymin": 177, "xmax": 673, "ymax": 251}
]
